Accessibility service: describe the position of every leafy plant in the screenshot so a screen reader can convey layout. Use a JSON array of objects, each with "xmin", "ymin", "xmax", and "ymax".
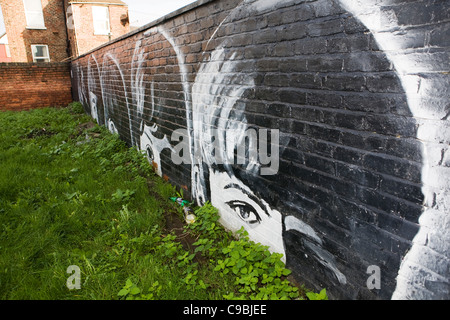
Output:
[
  {"xmin": 118, "ymin": 279, "xmax": 162, "ymax": 300},
  {"xmin": 184, "ymin": 203, "xmax": 301, "ymax": 300},
  {"xmin": 111, "ymin": 189, "xmax": 135, "ymax": 203},
  {"xmin": 306, "ymin": 288, "xmax": 328, "ymax": 300}
]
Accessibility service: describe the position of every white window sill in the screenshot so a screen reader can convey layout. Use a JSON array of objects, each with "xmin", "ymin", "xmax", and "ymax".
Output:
[
  {"xmin": 26, "ymin": 26, "xmax": 47, "ymax": 30},
  {"xmin": 94, "ymin": 32, "xmax": 111, "ymax": 36}
]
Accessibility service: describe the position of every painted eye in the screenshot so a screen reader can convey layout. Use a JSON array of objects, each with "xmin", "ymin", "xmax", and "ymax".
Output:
[{"xmin": 226, "ymin": 201, "xmax": 261, "ymax": 225}]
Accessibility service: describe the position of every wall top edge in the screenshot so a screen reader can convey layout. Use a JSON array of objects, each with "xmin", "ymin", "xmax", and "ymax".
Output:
[
  {"xmin": 71, "ymin": 0, "xmax": 217, "ymax": 61},
  {"xmin": 0, "ymin": 62, "xmax": 71, "ymax": 67}
]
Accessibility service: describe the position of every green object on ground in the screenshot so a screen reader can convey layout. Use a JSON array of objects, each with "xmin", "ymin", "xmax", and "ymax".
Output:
[{"xmin": 170, "ymin": 197, "xmax": 190, "ymax": 207}]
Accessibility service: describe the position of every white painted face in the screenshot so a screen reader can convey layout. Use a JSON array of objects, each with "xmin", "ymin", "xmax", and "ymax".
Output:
[
  {"xmin": 89, "ymin": 91, "xmax": 99, "ymax": 123},
  {"xmin": 159, "ymin": 7, "xmax": 348, "ymax": 284},
  {"xmin": 107, "ymin": 119, "xmax": 118, "ymax": 135},
  {"xmin": 208, "ymin": 168, "xmax": 286, "ymax": 260},
  {"xmin": 140, "ymin": 123, "xmax": 173, "ymax": 177},
  {"xmin": 208, "ymin": 168, "xmax": 347, "ymax": 285}
]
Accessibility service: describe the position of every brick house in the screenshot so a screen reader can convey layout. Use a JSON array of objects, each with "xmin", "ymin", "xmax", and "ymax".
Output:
[
  {"xmin": 0, "ymin": 0, "xmax": 129, "ymax": 62},
  {"xmin": 0, "ymin": 0, "xmax": 69, "ymax": 62},
  {"xmin": 64, "ymin": 0, "xmax": 130, "ymax": 57}
]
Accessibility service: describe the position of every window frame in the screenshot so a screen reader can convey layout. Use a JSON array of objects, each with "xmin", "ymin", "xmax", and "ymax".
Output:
[
  {"xmin": 31, "ymin": 44, "xmax": 50, "ymax": 63},
  {"xmin": 23, "ymin": 0, "xmax": 46, "ymax": 30},
  {"xmin": 92, "ymin": 6, "xmax": 110, "ymax": 36}
]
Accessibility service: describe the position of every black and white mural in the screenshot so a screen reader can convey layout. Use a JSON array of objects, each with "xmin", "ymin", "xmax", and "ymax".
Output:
[{"xmin": 72, "ymin": 0, "xmax": 450, "ymax": 299}]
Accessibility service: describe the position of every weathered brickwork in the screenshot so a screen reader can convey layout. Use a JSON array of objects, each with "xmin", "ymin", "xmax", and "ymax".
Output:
[
  {"xmin": 0, "ymin": 62, "xmax": 72, "ymax": 111},
  {"xmin": 71, "ymin": 0, "xmax": 450, "ymax": 300}
]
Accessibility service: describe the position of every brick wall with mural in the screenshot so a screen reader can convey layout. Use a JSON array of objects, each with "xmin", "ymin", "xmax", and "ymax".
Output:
[
  {"xmin": 0, "ymin": 62, "xmax": 72, "ymax": 111},
  {"xmin": 71, "ymin": 0, "xmax": 450, "ymax": 300}
]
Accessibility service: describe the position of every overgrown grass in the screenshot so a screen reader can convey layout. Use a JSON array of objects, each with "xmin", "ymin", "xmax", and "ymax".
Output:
[{"xmin": 0, "ymin": 104, "xmax": 322, "ymax": 300}]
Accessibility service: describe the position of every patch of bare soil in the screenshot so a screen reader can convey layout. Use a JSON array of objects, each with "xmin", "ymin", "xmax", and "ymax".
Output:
[
  {"xmin": 26, "ymin": 127, "xmax": 55, "ymax": 139},
  {"xmin": 72, "ymin": 121, "xmax": 100, "ymax": 138},
  {"xmin": 146, "ymin": 179, "xmax": 206, "ymax": 264},
  {"xmin": 164, "ymin": 208, "xmax": 198, "ymax": 251},
  {"xmin": 76, "ymin": 121, "xmax": 96, "ymax": 132}
]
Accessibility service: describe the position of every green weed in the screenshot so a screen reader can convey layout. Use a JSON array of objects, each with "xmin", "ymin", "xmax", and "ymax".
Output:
[
  {"xmin": 306, "ymin": 288, "xmax": 329, "ymax": 300},
  {"xmin": 186, "ymin": 204, "xmax": 301, "ymax": 300}
]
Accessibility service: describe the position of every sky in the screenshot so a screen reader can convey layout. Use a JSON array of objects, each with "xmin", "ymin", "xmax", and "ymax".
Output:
[
  {"xmin": 0, "ymin": 1, "xmax": 197, "ymax": 35},
  {"xmin": 121, "ymin": 0, "xmax": 197, "ymax": 27}
]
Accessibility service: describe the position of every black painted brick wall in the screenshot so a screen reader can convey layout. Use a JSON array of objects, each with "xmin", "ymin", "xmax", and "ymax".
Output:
[{"xmin": 71, "ymin": 0, "xmax": 450, "ymax": 300}]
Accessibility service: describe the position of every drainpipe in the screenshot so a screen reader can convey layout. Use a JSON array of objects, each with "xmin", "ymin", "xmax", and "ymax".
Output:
[
  {"xmin": 62, "ymin": 2, "xmax": 72, "ymax": 60},
  {"xmin": 108, "ymin": 6, "xmax": 112, "ymax": 42}
]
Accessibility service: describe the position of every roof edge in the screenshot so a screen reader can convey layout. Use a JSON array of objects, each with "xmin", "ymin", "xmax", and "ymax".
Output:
[{"xmin": 68, "ymin": 1, "xmax": 128, "ymax": 6}]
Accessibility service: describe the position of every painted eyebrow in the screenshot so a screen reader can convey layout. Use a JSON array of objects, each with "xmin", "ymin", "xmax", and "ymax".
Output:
[{"xmin": 223, "ymin": 183, "xmax": 271, "ymax": 218}]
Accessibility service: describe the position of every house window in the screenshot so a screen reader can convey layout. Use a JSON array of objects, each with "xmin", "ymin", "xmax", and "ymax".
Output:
[
  {"xmin": 23, "ymin": 0, "xmax": 46, "ymax": 29},
  {"xmin": 92, "ymin": 6, "xmax": 110, "ymax": 35},
  {"xmin": 31, "ymin": 45, "xmax": 50, "ymax": 62}
]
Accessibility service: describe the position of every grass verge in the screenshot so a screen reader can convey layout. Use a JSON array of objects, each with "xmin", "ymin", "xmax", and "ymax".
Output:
[{"xmin": 0, "ymin": 104, "xmax": 322, "ymax": 300}]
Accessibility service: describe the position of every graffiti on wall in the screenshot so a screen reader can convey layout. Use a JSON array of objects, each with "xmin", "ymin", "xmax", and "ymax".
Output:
[
  {"xmin": 74, "ymin": 0, "xmax": 449, "ymax": 299},
  {"xmin": 338, "ymin": 0, "xmax": 450, "ymax": 300}
]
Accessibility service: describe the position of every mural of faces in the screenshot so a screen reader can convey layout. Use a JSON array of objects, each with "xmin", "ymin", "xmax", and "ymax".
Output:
[{"xmin": 73, "ymin": 0, "xmax": 449, "ymax": 299}]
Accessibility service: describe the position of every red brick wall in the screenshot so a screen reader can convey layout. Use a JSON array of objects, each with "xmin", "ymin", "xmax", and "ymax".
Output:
[
  {"xmin": 0, "ymin": 0, "xmax": 69, "ymax": 62},
  {"xmin": 65, "ymin": 2, "xmax": 129, "ymax": 57},
  {"xmin": 0, "ymin": 62, "xmax": 72, "ymax": 111}
]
